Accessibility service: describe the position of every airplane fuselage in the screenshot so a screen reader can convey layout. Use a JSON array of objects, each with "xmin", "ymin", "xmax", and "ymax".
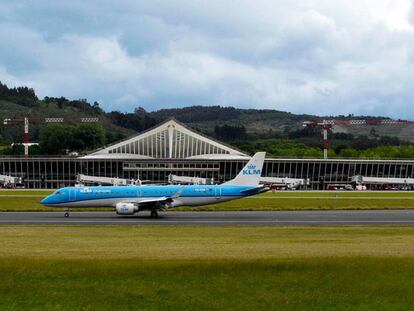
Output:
[
  {"xmin": 41, "ymin": 184, "xmax": 260, "ymax": 208},
  {"xmin": 41, "ymin": 152, "xmax": 267, "ymax": 217}
]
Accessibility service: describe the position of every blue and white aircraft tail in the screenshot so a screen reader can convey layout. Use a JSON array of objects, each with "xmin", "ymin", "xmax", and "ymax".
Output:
[
  {"xmin": 41, "ymin": 152, "xmax": 267, "ymax": 217},
  {"xmin": 223, "ymin": 152, "xmax": 265, "ymax": 186}
]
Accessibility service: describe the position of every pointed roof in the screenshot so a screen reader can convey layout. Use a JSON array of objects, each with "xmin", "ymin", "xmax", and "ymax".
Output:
[{"xmin": 82, "ymin": 118, "xmax": 247, "ymax": 159}]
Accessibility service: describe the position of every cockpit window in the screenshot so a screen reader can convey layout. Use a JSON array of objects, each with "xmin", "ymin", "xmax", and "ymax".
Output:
[{"xmin": 53, "ymin": 191, "xmax": 61, "ymax": 196}]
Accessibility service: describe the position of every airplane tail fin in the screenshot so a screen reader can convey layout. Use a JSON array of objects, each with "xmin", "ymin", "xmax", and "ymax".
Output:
[{"xmin": 223, "ymin": 152, "xmax": 266, "ymax": 187}]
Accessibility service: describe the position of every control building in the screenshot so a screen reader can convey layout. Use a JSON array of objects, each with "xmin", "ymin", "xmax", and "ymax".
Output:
[{"xmin": 1, "ymin": 119, "xmax": 414, "ymax": 189}]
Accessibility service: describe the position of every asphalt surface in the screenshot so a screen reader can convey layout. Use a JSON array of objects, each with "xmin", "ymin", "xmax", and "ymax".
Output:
[{"xmin": 2, "ymin": 210, "xmax": 414, "ymax": 225}]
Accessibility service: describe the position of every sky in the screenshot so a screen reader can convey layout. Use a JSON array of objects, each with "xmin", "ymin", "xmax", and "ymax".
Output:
[{"xmin": 0, "ymin": 0, "xmax": 414, "ymax": 118}]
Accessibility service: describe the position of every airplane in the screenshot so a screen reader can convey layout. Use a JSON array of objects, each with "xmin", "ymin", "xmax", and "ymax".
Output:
[{"xmin": 41, "ymin": 152, "xmax": 267, "ymax": 218}]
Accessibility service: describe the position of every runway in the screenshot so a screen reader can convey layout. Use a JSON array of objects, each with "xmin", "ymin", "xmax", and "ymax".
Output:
[{"xmin": 2, "ymin": 210, "xmax": 414, "ymax": 225}]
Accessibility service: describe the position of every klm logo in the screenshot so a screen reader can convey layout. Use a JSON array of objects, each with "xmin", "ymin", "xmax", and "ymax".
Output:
[
  {"xmin": 80, "ymin": 188, "xmax": 93, "ymax": 193},
  {"xmin": 242, "ymin": 164, "xmax": 261, "ymax": 175}
]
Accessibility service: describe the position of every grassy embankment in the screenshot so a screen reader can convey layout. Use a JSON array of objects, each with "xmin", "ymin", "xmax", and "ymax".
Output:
[
  {"xmin": 1, "ymin": 190, "xmax": 414, "ymax": 211},
  {"xmin": 1, "ymin": 226, "xmax": 414, "ymax": 310}
]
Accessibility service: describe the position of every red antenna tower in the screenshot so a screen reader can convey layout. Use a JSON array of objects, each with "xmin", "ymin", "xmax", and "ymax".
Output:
[
  {"xmin": 303, "ymin": 120, "xmax": 333, "ymax": 159},
  {"xmin": 303, "ymin": 118, "xmax": 413, "ymax": 159}
]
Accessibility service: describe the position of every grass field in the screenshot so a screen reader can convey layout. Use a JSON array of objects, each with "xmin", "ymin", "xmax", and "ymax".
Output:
[
  {"xmin": 1, "ymin": 190, "xmax": 414, "ymax": 211},
  {"xmin": 1, "ymin": 226, "xmax": 414, "ymax": 310}
]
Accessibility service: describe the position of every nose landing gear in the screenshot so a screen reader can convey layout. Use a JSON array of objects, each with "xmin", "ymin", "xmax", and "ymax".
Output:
[{"xmin": 64, "ymin": 208, "xmax": 70, "ymax": 218}]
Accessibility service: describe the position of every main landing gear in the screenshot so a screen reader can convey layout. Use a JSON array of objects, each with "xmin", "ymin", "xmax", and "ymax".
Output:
[
  {"xmin": 150, "ymin": 210, "xmax": 158, "ymax": 218},
  {"xmin": 64, "ymin": 208, "xmax": 70, "ymax": 218}
]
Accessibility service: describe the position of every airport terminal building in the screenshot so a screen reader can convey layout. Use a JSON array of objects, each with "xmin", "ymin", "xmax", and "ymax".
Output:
[{"xmin": 1, "ymin": 119, "xmax": 414, "ymax": 189}]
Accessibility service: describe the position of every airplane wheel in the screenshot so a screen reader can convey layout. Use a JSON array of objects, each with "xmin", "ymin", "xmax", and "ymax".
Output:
[
  {"xmin": 64, "ymin": 212, "xmax": 69, "ymax": 218},
  {"xmin": 150, "ymin": 211, "xmax": 158, "ymax": 218}
]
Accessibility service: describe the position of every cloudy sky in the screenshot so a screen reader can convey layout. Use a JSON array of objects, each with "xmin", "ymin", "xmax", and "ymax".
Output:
[{"xmin": 1, "ymin": 0, "xmax": 414, "ymax": 118}]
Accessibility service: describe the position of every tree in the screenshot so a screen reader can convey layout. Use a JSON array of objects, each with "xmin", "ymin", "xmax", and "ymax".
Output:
[
  {"xmin": 39, "ymin": 123, "xmax": 106, "ymax": 154},
  {"xmin": 92, "ymin": 101, "xmax": 104, "ymax": 113},
  {"xmin": 214, "ymin": 124, "xmax": 247, "ymax": 141},
  {"xmin": 73, "ymin": 123, "xmax": 106, "ymax": 151},
  {"xmin": 0, "ymin": 81, "xmax": 37, "ymax": 107},
  {"xmin": 107, "ymin": 111, "xmax": 157, "ymax": 132},
  {"xmin": 39, "ymin": 124, "xmax": 75, "ymax": 154},
  {"xmin": 134, "ymin": 107, "xmax": 147, "ymax": 117}
]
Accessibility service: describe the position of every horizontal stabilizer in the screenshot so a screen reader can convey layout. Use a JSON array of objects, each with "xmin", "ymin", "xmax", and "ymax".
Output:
[{"xmin": 240, "ymin": 185, "xmax": 268, "ymax": 195}]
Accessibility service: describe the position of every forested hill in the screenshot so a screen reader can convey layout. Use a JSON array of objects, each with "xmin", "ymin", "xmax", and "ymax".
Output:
[
  {"xmin": 147, "ymin": 106, "xmax": 314, "ymax": 135},
  {"xmin": 0, "ymin": 82, "xmax": 153, "ymax": 148},
  {"xmin": 2, "ymin": 81, "xmax": 413, "ymax": 140},
  {"xmin": 1, "ymin": 81, "xmax": 414, "ymax": 158},
  {"xmin": 0, "ymin": 81, "xmax": 320, "ymax": 144},
  {"xmin": 147, "ymin": 106, "xmax": 414, "ymax": 142}
]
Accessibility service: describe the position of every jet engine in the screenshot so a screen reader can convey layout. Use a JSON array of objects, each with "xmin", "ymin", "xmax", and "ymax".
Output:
[{"xmin": 115, "ymin": 203, "xmax": 138, "ymax": 215}]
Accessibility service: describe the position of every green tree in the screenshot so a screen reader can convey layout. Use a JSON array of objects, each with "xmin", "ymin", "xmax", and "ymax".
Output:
[
  {"xmin": 39, "ymin": 124, "xmax": 75, "ymax": 155},
  {"xmin": 73, "ymin": 123, "xmax": 106, "ymax": 151},
  {"xmin": 39, "ymin": 123, "xmax": 106, "ymax": 155}
]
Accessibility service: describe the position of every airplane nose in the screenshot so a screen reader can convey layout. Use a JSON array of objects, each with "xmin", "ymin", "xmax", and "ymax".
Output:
[{"xmin": 40, "ymin": 196, "xmax": 50, "ymax": 205}]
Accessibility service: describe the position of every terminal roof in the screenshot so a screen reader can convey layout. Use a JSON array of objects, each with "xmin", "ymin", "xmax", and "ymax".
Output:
[{"xmin": 82, "ymin": 119, "xmax": 247, "ymax": 159}]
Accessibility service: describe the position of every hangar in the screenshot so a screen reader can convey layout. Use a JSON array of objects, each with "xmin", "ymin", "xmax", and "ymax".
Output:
[{"xmin": 1, "ymin": 118, "xmax": 414, "ymax": 189}]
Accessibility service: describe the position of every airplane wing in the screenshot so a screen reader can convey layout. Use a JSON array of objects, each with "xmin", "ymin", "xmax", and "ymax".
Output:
[
  {"xmin": 140, "ymin": 197, "xmax": 175, "ymax": 210},
  {"xmin": 240, "ymin": 185, "xmax": 269, "ymax": 195},
  {"xmin": 139, "ymin": 197, "xmax": 173, "ymax": 204},
  {"xmin": 121, "ymin": 187, "xmax": 184, "ymax": 209},
  {"xmin": 121, "ymin": 196, "xmax": 173, "ymax": 208}
]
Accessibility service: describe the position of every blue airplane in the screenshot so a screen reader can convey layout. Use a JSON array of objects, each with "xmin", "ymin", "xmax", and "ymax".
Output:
[{"xmin": 41, "ymin": 152, "xmax": 266, "ymax": 217}]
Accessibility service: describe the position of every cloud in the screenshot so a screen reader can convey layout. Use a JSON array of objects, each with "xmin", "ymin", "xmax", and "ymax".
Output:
[{"xmin": 0, "ymin": 0, "xmax": 413, "ymax": 118}]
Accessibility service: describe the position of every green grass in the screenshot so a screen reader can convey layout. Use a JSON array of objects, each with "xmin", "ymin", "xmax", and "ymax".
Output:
[
  {"xmin": 1, "ymin": 226, "xmax": 414, "ymax": 310},
  {"xmin": 1, "ymin": 190, "xmax": 414, "ymax": 211},
  {"xmin": 3, "ymin": 226, "xmax": 414, "ymax": 259},
  {"xmin": 180, "ymin": 197, "xmax": 414, "ymax": 211},
  {"xmin": 2, "ymin": 258, "xmax": 414, "ymax": 311},
  {"xmin": 0, "ymin": 190, "xmax": 52, "ymax": 196}
]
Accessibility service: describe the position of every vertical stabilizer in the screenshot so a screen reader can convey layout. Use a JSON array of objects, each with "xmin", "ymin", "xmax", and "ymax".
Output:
[{"xmin": 224, "ymin": 152, "xmax": 266, "ymax": 186}]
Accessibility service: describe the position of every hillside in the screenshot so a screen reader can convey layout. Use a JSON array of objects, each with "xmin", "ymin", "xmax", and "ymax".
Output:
[
  {"xmin": 2, "ymin": 81, "xmax": 413, "ymax": 142},
  {"xmin": 1, "ymin": 81, "xmax": 414, "ymax": 158},
  {"xmin": 147, "ymin": 106, "xmax": 414, "ymax": 142},
  {"xmin": 3, "ymin": 99, "xmax": 413, "ymax": 144},
  {"xmin": 333, "ymin": 123, "xmax": 414, "ymax": 143},
  {"xmin": 148, "ymin": 106, "xmax": 314, "ymax": 135},
  {"xmin": 0, "ymin": 99, "xmax": 136, "ymax": 144}
]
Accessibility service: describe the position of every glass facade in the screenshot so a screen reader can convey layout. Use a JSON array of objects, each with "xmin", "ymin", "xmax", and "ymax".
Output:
[{"xmin": 1, "ymin": 156, "xmax": 414, "ymax": 189}]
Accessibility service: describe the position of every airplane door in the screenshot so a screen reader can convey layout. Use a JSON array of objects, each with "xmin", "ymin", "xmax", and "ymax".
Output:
[{"xmin": 214, "ymin": 187, "xmax": 221, "ymax": 199}]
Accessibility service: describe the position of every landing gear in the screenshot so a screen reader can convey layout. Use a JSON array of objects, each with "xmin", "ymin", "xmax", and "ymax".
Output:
[
  {"xmin": 150, "ymin": 210, "xmax": 158, "ymax": 218},
  {"xmin": 64, "ymin": 208, "xmax": 70, "ymax": 218}
]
